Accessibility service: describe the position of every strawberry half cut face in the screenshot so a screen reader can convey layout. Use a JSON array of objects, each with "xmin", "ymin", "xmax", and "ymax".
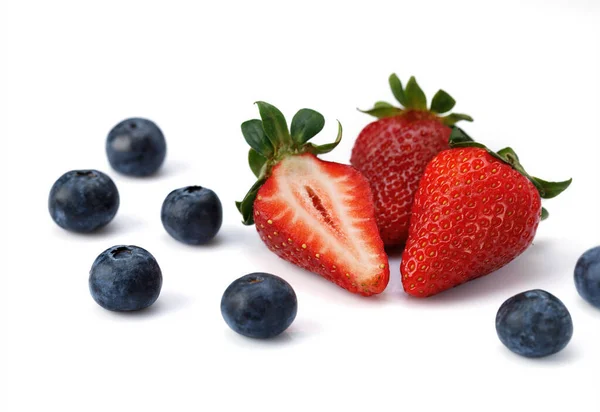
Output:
[{"xmin": 254, "ymin": 154, "xmax": 389, "ymax": 295}]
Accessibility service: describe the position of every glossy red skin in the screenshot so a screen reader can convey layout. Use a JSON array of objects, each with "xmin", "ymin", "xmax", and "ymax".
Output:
[
  {"xmin": 253, "ymin": 153, "xmax": 390, "ymax": 296},
  {"xmin": 400, "ymin": 148, "xmax": 542, "ymax": 297},
  {"xmin": 351, "ymin": 111, "xmax": 450, "ymax": 247}
]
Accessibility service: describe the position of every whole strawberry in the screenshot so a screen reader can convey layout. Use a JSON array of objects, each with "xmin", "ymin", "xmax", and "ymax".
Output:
[
  {"xmin": 401, "ymin": 128, "xmax": 571, "ymax": 297},
  {"xmin": 237, "ymin": 102, "xmax": 389, "ymax": 296},
  {"xmin": 351, "ymin": 74, "xmax": 472, "ymax": 247}
]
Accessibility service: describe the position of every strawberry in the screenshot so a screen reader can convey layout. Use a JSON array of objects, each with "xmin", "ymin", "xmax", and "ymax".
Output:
[
  {"xmin": 351, "ymin": 74, "xmax": 473, "ymax": 247},
  {"xmin": 400, "ymin": 128, "xmax": 572, "ymax": 297},
  {"xmin": 236, "ymin": 102, "xmax": 389, "ymax": 296}
]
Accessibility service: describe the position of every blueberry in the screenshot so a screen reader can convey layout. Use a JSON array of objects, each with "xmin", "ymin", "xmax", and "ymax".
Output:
[
  {"xmin": 48, "ymin": 170, "xmax": 119, "ymax": 233},
  {"xmin": 495, "ymin": 289, "xmax": 573, "ymax": 358},
  {"xmin": 575, "ymin": 246, "xmax": 600, "ymax": 308},
  {"xmin": 106, "ymin": 118, "xmax": 166, "ymax": 176},
  {"xmin": 89, "ymin": 245, "xmax": 163, "ymax": 311},
  {"xmin": 161, "ymin": 186, "xmax": 223, "ymax": 245},
  {"xmin": 221, "ymin": 273, "xmax": 297, "ymax": 339}
]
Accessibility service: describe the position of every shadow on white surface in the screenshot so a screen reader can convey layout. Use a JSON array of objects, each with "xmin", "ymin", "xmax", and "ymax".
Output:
[
  {"xmin": 156, "ymin": 290, "xmax": 195, "ymax": 313},
  {"xmin": 225, "ymin": 237, "xmax": 567, "ymax": 311},
  {"xmin": 50, "ymin": 214, "xmax": 146, "ymax": 239},
  {"xmin": 394, "ymin": 239, "xmax": 564, "ymax": 306},
  {"xmin": 156, "ymin": 161, "xmax": 192, "ymax": 179},
  {"xmin": 287, "ymin": 268, "xmax": 396, "ymax": 307},
  {"xmin": 159, "ymin": 224, "xmax": 259, "ymax": 250},
  {"xmin": 223, "ymin": 318, "xmax": 322, "ymax": 348},
  {"xmin": 496, "ymin": 341, "xmax": 580, "ymax": 366},
  {"xmin": 109, "ymin": 160, "xmax": 192, "ymax": 182},
  {"xmin": 96, "ymin": 290, "xmax": 194, "ymax": 320},
  {"xmin": 159, "ymin": 232, "xmax": 231, "ymax": 250},
  {"xmin": 224, "ymin": 329, "xmax": 294, "ymax": 348},
  {"xmin": 573, "ymin": 298, "xmax": 600, "ymax": 317},
  {"xmin": 535, "ymin": 345, "xmax": 580, "ymax": 365}
]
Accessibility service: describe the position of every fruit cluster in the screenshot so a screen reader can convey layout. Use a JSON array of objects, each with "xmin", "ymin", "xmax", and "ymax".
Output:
[{"xmin": 49, "ymin": 75, "xmax": 599, "ymax": 359}]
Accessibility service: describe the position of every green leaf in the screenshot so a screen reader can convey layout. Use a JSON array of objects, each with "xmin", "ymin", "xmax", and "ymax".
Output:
[
  {"xmin": 358, "ymin": 106, "xmax": 403, "ymax": 119},
  {"xmin": 307, "ymin": 121, "xmax": 342, "ymax": 155},
  {"xmin": 497, "ymin": 147, "xmax": 519, "ymax": 160},
  {"xmin": 541, "ymin": 207, "xmax": 549, "ymax": 221},
  {"xmin": 448, "ymin": 127, "xmax": 490, "ymax": 154},
  {"xmin": 404, "ymin": 76, "xmax": 427, "ymax": 110},
  {"xmin": 389, "ymin": 73, "xmax": 408, "ymax": 107},
  {"xmin": 241, "ymin": 119, "xmax": 273, "ymax": 157},
  {"xmin": 248, "ymin": 148, "xmax": 267, "ymax": 178},
  {"xmin": 237, "ymin": 177, "xmax": 267, "ymax": 225},
  {"xmin": 530, "ymin": 177, "xmax": 572, "ymax": 199},
  {"xmin": 374, "ymin": 101, "xmax": 394, "ymax": 109},
  {"xmin": 430, "ymin": 89, "xmax": 456, "ymax": 114},
  {"xmin": 441, "ymin": 113, "xmax": 474, "ymax": 126},
  {"xmin": 255, "ymin": 101, "xmax": 292, "ymax": 150},
  {"xmin": 448, "ymin": 127, "xmax": 475, "ymax": 145},
  {"xmin": 290, "ymin": 108, "xmax": 325, "ymax": 146},
  {"xmin": 496, "ymin": 147, "xmax": 522, "ymax": 167},
  {"xmin": 496, "ymin": 147, "xmax": 533, "ymax": 183}
]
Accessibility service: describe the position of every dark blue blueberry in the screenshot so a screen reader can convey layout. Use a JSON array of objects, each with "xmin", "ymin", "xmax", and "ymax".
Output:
[
  {"xmin": 221, "ymin": 273, "xmax": 297, "ymax": 339},
  {"xmin": 575, "ymin": 246, "xmax": 600, "ymax": 308},
  {"xmin": 89, "ymin": 245, "xmax": 163, "ymax": 311},
  {"xmin": 106, "ymin": 118, "xmax": 166, "ymax": 176},
  {"xmin": 495, "ymin": 289, "xmax": 573, "ymax": 358},
  {"xmin": 161, "ymin": 186, "xmax": 223, "ymax": 245},
  {"xmin": 48, "ymin": 170, "xmax": 119, "ymax": 233}
]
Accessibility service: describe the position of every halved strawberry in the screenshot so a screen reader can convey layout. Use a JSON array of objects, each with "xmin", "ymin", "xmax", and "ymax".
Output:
[{"xmin": 237, "ymin": 102, "xmax": 389, "ymax": 296}]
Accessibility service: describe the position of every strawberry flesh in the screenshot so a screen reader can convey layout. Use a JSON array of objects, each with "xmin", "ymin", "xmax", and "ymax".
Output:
[{"xmin": 254, "ymin": 153, "xmax": 389, "ymax": 296}]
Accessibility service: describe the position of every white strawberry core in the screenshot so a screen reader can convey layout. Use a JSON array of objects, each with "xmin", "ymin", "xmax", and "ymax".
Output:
[{"xmin": 265, "ymin": 155, "xmax": 382, "ymax": 280}]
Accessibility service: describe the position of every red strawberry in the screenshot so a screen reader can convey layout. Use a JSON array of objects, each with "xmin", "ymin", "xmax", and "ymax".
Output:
[
  {"xmin": 400, "ymin": 128, "xmax": 571, "ymax": 297},
  {"xmin": 351, "ymin": 74, "xmax": 473, "ymax": 247},
  {"xmin": 237, "ymin": 102, "xmax": 389, "ymax": 296}
]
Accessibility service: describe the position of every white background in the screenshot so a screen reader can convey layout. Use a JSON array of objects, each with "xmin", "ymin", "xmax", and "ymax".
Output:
[{"xmin": 1, "ymin": 0, "xmax": 599, "ymax": 411}]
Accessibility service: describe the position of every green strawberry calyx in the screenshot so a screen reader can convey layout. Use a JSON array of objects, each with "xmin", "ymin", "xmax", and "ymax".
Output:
[
  {"xmin": 236, "ymin": 101, "xmax": 342, "ymax": 225},
  {"xmin": 359, "ymin": 73, "xmax": 473, "ymax": 126},
  {"xmin": 449, "ymin": 127, "xmax": 572, "ymax": 220}
]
